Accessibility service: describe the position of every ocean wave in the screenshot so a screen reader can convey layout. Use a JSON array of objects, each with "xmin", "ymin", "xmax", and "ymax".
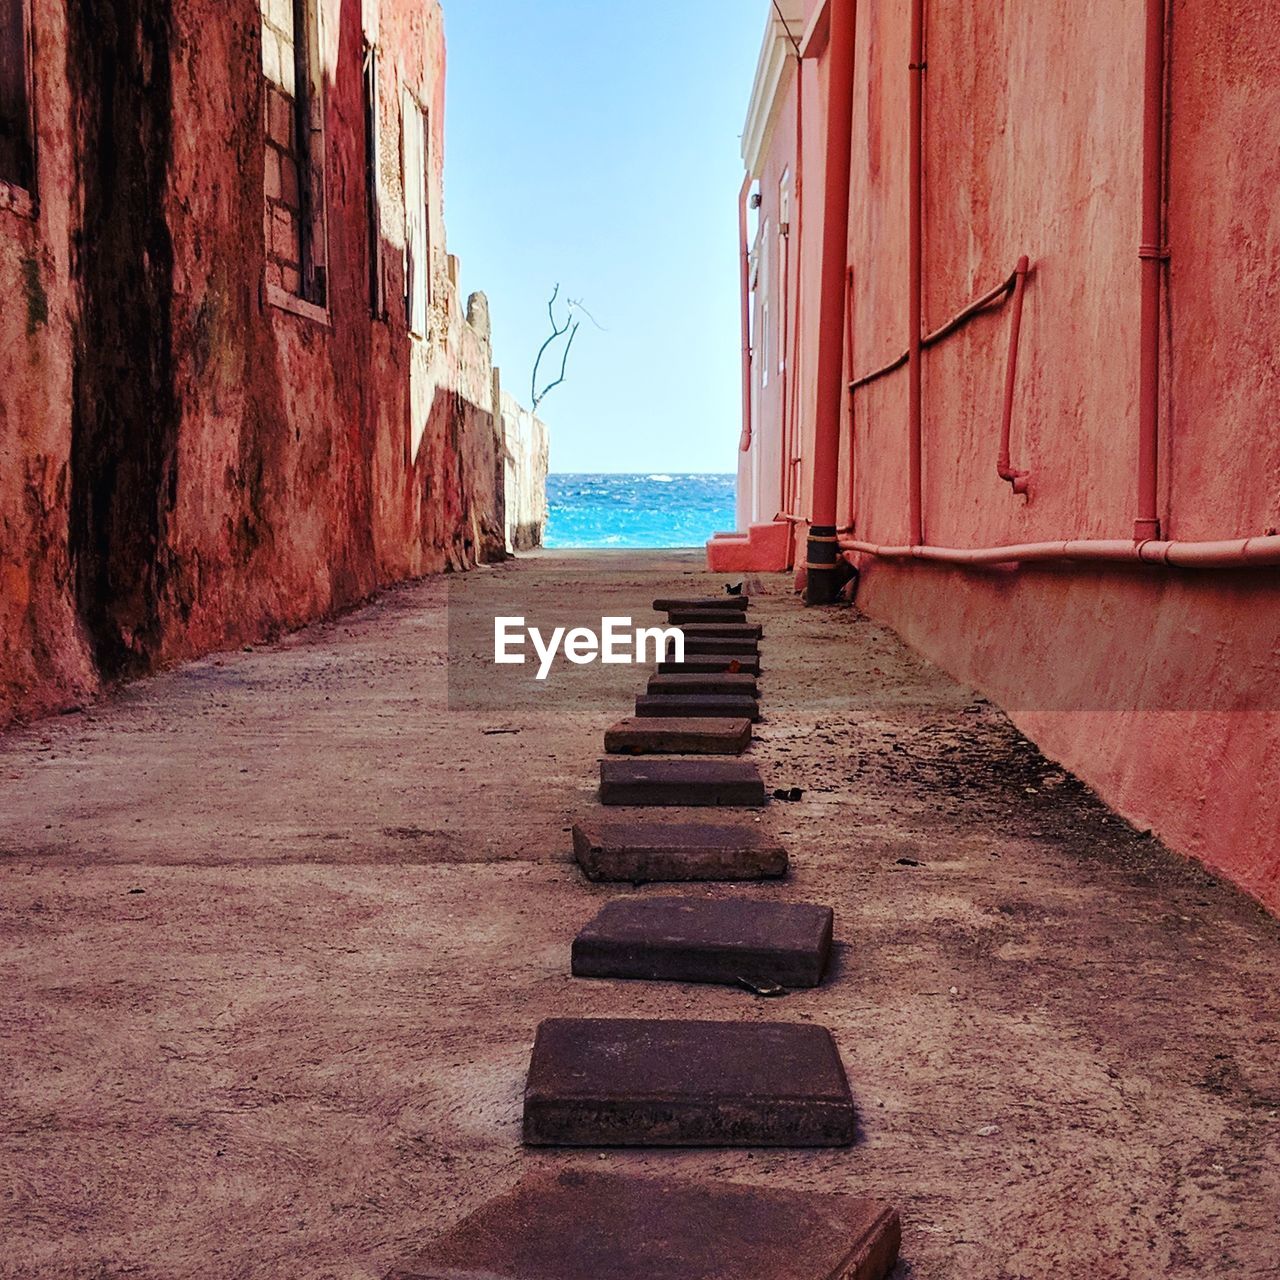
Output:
[{"xmin": 544, "ymin": 473, "xmax": 737, "ymax": 550}]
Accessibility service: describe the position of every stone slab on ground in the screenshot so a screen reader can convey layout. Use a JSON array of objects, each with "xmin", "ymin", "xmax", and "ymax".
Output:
[
  {"xmin": 669, "ymin": 636, "xmax": 760, "ymax": 657},
  {"xmin": 668, "ymin": 608, "xmax": 756, "ymax": 625},
  {"xmin": 676, "ymin": 621, "xmax": 763, "ymax": 640},
  {"xmin": 572, "ymin": 897, "xmax": 834, "ymax": 988},
  {"xmin": 657, "ymin": 654, "xmax": 761, "ymax": 676},
  {"xmin": 647, "ymin": 671, "xmax": 760, "ymax": 698},
  {"xmin": 523, "ymin": 1018, "xmax": 857, "ymax": 1147},
  {"xmin": 385, "ymin": 1170, "xmax": 901, "ymax": 1280},
  {"xmin": 599, "ymin": 759, "xmax": 766, "ymax": 807},
  {"xmin": 653, "ymin": 596, "xmax": 749, "ymax": 613},
  {"xmin": 635, "ymin": 694, "xmax": 761, "ymax": 722},
  {"xmin": 572, "ymin": 820, "xmax": 788, "ymax": 882},
  {"xmin": 604, "ymin": 717, "xmax": 752, "ymax": 756}
]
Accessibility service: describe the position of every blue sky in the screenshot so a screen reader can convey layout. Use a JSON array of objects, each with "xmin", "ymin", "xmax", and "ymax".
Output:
[{"xmin": 442, "ymin": 2, "xmax": 765, "ymax": 475}]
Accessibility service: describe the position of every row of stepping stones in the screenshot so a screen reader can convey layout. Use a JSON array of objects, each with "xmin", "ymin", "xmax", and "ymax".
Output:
[{"xmin": 390, "ymin": 592, "xmax": 902, "ymax": 1279}]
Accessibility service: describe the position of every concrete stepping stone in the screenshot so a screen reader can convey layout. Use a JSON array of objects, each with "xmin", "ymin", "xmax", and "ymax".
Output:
[
  {"xmin": 605, "ymin": 717, "xmax": 752, "ymax": 756},
  {"xmin": 572, "ymin": 897, "xmax": 834, "ymax": 988},
  {"xmin": 648, "ymin": 671, "xmax": 759, "ymax": 698},
  {"xmin": 522, "ymin": 1018, "xmax": 856, "ymax": 1147},
  {"xmin": 657, "ymin": 653, "xmax": 760, "ymax": 676},
  {"xmin": 572, "ymin": 820, "xmax": 787, "ymax": 882},
  {"xmin": 669, "ymin": 636, "xmax": 759, "ymax": 657},
  {"xmin": 653, "ymin": 596, "xmax": 749, "ymax": 613},
  {"xmin": 668, "ymin": 608, "xmax": 755, "ymax": 625},
  {"xmin": 635, "ymin": 693, "xmax": 760, "ymax": 722},
  {"xmin": 385, "ymin": 1170, "xmax": 901, "ymax": 1280},
  {"xmin": 600, "ymin": 759, "xmax": 766, "ymax": 807},
  {"xmin": 676, "ymin": 620, "xmax": 763, "ymax": 640}
]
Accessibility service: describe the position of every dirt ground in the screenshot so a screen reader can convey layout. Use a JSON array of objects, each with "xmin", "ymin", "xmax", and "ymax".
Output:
[{"xmin": 2, "ymin": 550, "xmax": 1278, "ymax": 1279}]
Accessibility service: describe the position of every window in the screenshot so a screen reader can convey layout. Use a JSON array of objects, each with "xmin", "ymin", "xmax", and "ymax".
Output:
[
  {"xmin": 402, "ymin": 92, "xmax": 429, "ymax": 337},
  {"xmin": 261, "ymin": 0, "xmax": 328, "ymax": 310},
  {"xmin": 0, "ymin": 0, "xmax": 34, "ymax": 202},
  {"xmin": 363, "ymin": 43, "xmax": 384, "ymax": 316}
]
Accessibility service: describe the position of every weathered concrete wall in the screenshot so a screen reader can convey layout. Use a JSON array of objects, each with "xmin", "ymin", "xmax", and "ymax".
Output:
[
  {"xmin": 500, "ymin": 389, "xmax": 549, "ymax": 552},
  {"xmin": 0, "ymin": 0, "xmax": 96, "ymax": 720},
  {"xmin": 746, "ymin": 0, "xmax": 1280, "ymax": 910},
  {"xmin": 0, "ymin": 0, "xmax": 540, "ymax": 726}
]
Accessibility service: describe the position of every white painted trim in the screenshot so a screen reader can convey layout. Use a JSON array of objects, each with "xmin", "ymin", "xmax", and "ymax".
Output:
[{"xmin": 741, "ymin": 0, "xmax": 804, "ymax": 179}]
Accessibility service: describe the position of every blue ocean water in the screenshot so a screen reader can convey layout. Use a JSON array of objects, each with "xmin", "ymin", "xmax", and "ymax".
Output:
[{"xmin": 544, "ymin": 473, "xmax": 738, "ymax": 549}]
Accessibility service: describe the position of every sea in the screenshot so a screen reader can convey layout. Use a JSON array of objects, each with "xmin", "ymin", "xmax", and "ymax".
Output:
[{"xmin": 544, "ymin": 473, "xmax": 738, "ymax": 550}]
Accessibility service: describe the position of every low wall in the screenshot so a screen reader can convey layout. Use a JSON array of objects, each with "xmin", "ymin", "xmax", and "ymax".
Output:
[{"xmin": 501, "ymin": 390, "xmax": 549, "ymax": 553}]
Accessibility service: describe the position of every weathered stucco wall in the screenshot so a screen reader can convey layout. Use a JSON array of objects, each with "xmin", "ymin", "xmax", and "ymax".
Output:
[
  {"xmin": 500, "ymin": 388, "xmax": 549, "ymax": 553},
  {"xmin": 745, "ymin": 0, "xmax": 1280, "ymax": 910},
  {"xmin": 0, "ymin": 0, "xmax": 541, "ymax": 727},
  {"xmin": 0, "ymin": 0, "xmax": 96, "ymax": 721}
]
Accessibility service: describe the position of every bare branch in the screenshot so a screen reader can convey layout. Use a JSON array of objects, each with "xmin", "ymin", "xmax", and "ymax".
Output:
[
  {"xmin": 531, "ymin": 284, "xmax": 573, "ymax": 408},
  {"xmin": 533, "ymin": 321, "xmax": 579, "ymax": 410},
  {"xmin": 566, "ymin": 298, "xmax": 608, "ymax": 332},
  {"xmin": 531, "ymin": 285, "xmax": 583, "ymax": 411},
  {"xmin": 546, "ymin": 284, "xmax": 567, "ymax": 333}
]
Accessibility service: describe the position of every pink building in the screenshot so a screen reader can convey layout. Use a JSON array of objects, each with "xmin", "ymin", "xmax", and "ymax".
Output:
[{"xmin": 728, "ymin": 0, "xmax": 1280, "ymax": 911}]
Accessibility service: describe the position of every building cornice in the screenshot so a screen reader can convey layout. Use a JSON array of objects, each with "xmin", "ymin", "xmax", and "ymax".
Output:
[{"xmin": 741, "ymin": 1, "xmax": 805, "ymax": 179}]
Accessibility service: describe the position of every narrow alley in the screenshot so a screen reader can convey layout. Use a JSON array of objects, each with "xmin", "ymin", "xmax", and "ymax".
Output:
[
  {"xmin": 4, "ymin": 0, "xmax": 1280, "ymax": 1272},
  {"xmin": 2, "ymin": 552, "xmax": 1277, "ymax": 1278}
]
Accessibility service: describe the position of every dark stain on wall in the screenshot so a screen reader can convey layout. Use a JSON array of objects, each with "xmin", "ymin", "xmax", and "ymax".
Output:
[{"xmin": 21, "ymin": 255, "xmax": 47, "ymax": 336}]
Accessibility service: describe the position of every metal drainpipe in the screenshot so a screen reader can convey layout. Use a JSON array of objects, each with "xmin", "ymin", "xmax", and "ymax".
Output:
[
  {"xmin": 738, "ymin": 175, "xmax": 754, "ymax": 453},
  {"xmin": 784, "ymin": 53, "xmax": 805, "ymax": 515},
  {"xmin": 997, "ymin": 256, "xmax": 1032, "ymax": 494},
  {"xmin": 779, "ymin": 221, "xmax": 792, "ymax": 506},
  {"xmin": 1135, "ymin": 0, "xmax": 1168, "ymax": 540},
  {"xmin": 907, "ymin": 0, "xmax": 925, "ymax": 545},
  {"xmin": 804, "ymin": 0, "xmax": 859, "ymax": 605}
]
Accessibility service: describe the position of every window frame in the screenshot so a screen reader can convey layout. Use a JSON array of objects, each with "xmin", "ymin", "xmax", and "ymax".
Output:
[
  {"xmin": 401, "ymin": 89, "xmax": 430, "ymax": 339},
  {"xmin": 363, "ymin": 41, "xmax": 385, "ymax": 319},
  {"xmin": 262, "ymin": 0, "xmax": 330, "ymax": 323},
  {"xmin": 0, "ymin": 0, "xmax": 37, "ymax": 218}
]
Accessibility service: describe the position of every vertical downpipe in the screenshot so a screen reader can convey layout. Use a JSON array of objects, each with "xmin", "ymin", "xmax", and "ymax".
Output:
[
  {"xmin": 907, "ymin": 0, "xmax": 925, "ymax": 546},
  {"xmin": 805, "ymin": 0, "xmax": 859, "ymax": 604},
  {"xmin": 1135, "ymin": 0, "xmax": 1168, "ymax": 541},
  {"xmin": 783, "ymin": 55, "xmax": 805, "ymax": 515}
]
